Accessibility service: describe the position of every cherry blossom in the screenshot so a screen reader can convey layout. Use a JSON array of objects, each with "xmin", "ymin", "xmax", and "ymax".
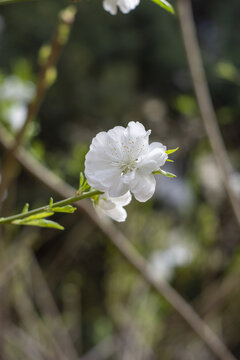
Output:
[
  {"xmin": 95, "ymin": 191, "xmax": 132, "ymax": 222},
  {"xmin": 103, "ymin": 0, "xmax": 140, "ymax": 15},
  {"xmin": 85, "ymin": 121, "xmax": 168, "ymax": 202}
]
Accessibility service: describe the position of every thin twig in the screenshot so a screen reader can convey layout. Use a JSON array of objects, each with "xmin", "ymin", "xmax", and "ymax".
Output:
[
  {"xmin": 0, "ymin": 189, "xmax": 101, "ymax": 224},
  {"xmin": 177, "ymin": 0, "xmax": 240, "ymax": 229},
  {"xmin": 0, "ymin": 125, "xmax": 236, "ymax": 360},
  {"xmin": 0, "ymin": 5, "xmax": 77, "ymax": 200}
]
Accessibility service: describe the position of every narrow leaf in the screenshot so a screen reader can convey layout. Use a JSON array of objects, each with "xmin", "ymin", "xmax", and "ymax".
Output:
[
  {"xmin": 166, "ymin": 159, "xmax": 174, "ymax": 162},
  {"xmin": 16, "ymin": 212, "xmax": 54, "ymax": 222},
  {"xmin": 166, "ymin": 147, "xmax": 179, "ymax": 155},
  {"xmin": 22, "ymin": 203, "xmax": 29, "ymax": 213},
  {"xmin": 49, "ymin": 197, "xmax": 54, "ymax": 208},
  {"xmin": 79, "ymin": 172, "xmax": 85, "ymax": 190},
  {"xmin": 52, "ymin": 205, "xmax": 77, "ymax": 213},
  {"xmin": 153, "ymin": 169, "xmax": 177, "ymax": 178},
  {"xmin": 12, "ymin": 218, "xmax": 64, "ymax": 230},
  {"xmin": 151, "ymin": 0, "xmax": 175, "ymax": 14}
]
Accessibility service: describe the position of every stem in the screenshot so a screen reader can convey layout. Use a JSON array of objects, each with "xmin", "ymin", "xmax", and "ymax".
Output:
[{"xmin": 0, "ymin": 189, "xmax": 102, "ymax": 225}]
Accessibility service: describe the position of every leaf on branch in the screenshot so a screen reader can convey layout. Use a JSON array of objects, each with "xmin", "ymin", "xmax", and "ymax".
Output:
[
  {"xmin": 78, "ymin": 172, "xmax": 90, "ymax": 193},
  {"xmin": 22, "ymin": 203, "xmax": 29, "ymax": 213},
  {"xmin": 14, "ymin": 212, "xmax": 54, "ymax": 222},
  {"xmin": 166, "ymin": 147, "xmax": 179, "ymax": 155},
  {"xmin": 52, "ymin": 205, "xmax": 77, "ymax": 213},
  {"xmin": 153, "ymin": 169, "xmax": 177, "ymax": 178},
  {"xmin": 12, "ymin": 218, "xmax": 64, "ymax": 230},
  {"xmin": 166, "ymin": 159, "xmax": 174, "ymax": 162},
  {"xmin": 150, "ymin": 0, "xmax": 175, "ymax": 14},
  {"xmin": 49, "ymin": 197, "xmax": 54, "ymax": 207},
  {"xmin": 79, "ymin": 172, "xmax": 85, "ymax": 190}
]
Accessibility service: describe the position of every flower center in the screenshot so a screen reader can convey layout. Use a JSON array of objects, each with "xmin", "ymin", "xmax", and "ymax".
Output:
[{"xmin": 121, "ymin": 160, "xmax": 137, "ymax": 175}]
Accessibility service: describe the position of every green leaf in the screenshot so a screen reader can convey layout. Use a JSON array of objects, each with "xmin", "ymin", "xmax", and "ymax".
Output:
[
  {"xmin": 153, "ymin": 169, "xmax": 177, "ymax": 178},
  {"xmin": 150, "ymin": 0, "xmax": 175, "ymax": 14},
  {"xmin": 12, "ymin": 218, "xmax": 64, "ymax": 230},
  {"xmin": 166, "ymin": 147, "xmax": 179, "ymax": 155},
  {"xmin": 79, "ymin": 172, "xmax": 85, "ymax": 190},
  {"xmin": 49, "ymin": 197, "xmax": 54, "ymax": 207},
  {"xmin": 14, "ymin": 212, "xmax": 54, "ymax": 222},
  {"xmin": 166, "ymin": 159, "xmax": 174, "ymax": 162},
  {"xmin": 52, "ymin": 205, "xmax": 77, "ymax": 213},
  {"xmin": 22, "ymin": 203, "xmax": 29, "ymax": 213}
]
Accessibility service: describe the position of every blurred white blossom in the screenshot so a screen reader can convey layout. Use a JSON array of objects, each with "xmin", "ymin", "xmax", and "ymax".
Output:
[
  {"xmin": 3, "ymin": 102, "xmax": 27, "ymax": 131},
  {"xmin": 148, "ymin": 243, "xmax": 193, "ymax": 281},
  {"xmin": 0, "ymin": 75, "xmax": 35, "ymax": 131},
  {"xmin": 103, "ymin": 0, "xmax": 140, "ymax": 15},
  {"xmin": 0, "ymin": 75, "xmax": 35, "ymax": 102},
  {"xmin": 95, "ymin": 191, "xmax": 132, "ymax": 222},
  {"xmin": 230, "ymin": 172, "xmax": 240, "ymax": 198},
  {"xmin": 85, "ymin": 121, "xmax": 168, "ymax": 202}
]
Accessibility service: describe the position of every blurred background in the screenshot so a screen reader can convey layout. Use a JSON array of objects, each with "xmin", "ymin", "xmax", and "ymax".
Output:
[{"xmin": 0, "ymin": 0, "xmax": 240, "ymax": 359}]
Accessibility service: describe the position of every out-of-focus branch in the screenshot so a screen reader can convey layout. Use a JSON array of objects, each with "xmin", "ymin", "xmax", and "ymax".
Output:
[
  {"xmin": 177, "ymin": 0, "xmax": 240, "ymax": 229},
  {"xmin": 0, "ymin": 5, "xmax": 77, "ymax": 201},
  {"xmin": 4, "ymin": 326, "xmax": 53, "ymax": 360},
  {"xmin": 0, "ymin": 125, "xmax": 236, "ymax": 360},
  {"xmin": 79, "ymin": 336, "xmax": 117, "ymax": 360}
]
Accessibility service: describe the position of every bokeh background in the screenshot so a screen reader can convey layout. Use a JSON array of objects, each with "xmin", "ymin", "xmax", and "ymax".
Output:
[{"xmin": 0, "ymin": 0, "xmax": 240, "ymax": 359}]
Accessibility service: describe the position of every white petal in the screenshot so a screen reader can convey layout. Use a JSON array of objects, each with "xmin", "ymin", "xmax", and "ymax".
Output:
[
  {"xmin": 149, "ymin": 142, "xmax": 166, "ymax": 152},
  {"xmin": 121, "ymin": 121, "xmax": 150, "ymax": 161},
  {"xmin": 96, "ymin": 192, "xmax": 131, "ymax": 222},
  {"xmin": 148, "ymin": 142, "xmax": 168, "ymax": 167},
  {"xmin": 98, "ymin": 197, "xmax": 116, "ymax": 210},
  {"xmin": 130, "ymin": 173, "xmax": 156, "ymax": 202},
  {"xmin": 127, "ymin": 121, "xmax": 149, "ymax": 138},
  {"xmin": 121, "ymin": 170, "xmax": 136, "ymax": 184},
  {"xmin": 103, "ymin": 0, "xmax": 118, "ymax": 14},
  {"xmin": 108, "ymin": 180, "xmax": 129, "ymax": 197},
  {"xmin": 138, "ymin": 160, "xmax": 158, "ymax": 175},
  {"xmin": 105, "ymin": 206, "xmax": 127, "ymax": 222},
  {"xmin": 117, "ymin": 0, "xmax": 140, "ymax": 13},
  {"xmin": 112, "ymin": 191, "xmax": 132, "ymax": 206}
]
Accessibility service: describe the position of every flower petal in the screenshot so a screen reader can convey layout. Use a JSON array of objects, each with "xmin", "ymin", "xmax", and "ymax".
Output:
[
  {"xmin": 103, "ymin": 0, "xmax": 118, "ymax": 14},
  {"xmin": 112, "ymin": 191, "xmax": 132, "ymax": 206},
  {"xmin": 105, "ymin": 206, "xmax": 127, "ymax": 222},
  {"xmin": 130, "ymin": 173, "xmax": 156, "ymax": 202},
  {"xmin": 108, "ymin": 180, "xmax": 129, "ymax": 197},
  {"xmin": 117, "ymin": 0, "xmax": 140, "ymax": 13}
]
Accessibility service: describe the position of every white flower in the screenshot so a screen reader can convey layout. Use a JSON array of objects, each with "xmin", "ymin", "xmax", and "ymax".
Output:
[
  {"xmin": 4, "ymin": 102, "xmax": 27, "ymax": 131},
  {"xmin": 95, "ymin": 191, "xmax": 132, "ymax": 222},
  {"xmin": 103, "ymin": 0, "xmax": 140, "ymax": 15},
  {"xmin": 85, "ymin": 121, "xmax": 168, "ymax": 202}
]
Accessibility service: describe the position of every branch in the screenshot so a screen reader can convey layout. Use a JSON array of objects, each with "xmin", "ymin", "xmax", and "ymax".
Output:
[
  {"xmin": 177, "ymin": 0, "xmax": 240, "ymax": 229},
  {"xmin": 0, "ymin": 124, "xmax": 236, "ymax": 360},
  {"xmin": 0, "ymin": 189, "xmax": 101, "ymax": 225},
  {"xmin": 0, "ymin": 5, "xmax": 77, "ymax": 200}
]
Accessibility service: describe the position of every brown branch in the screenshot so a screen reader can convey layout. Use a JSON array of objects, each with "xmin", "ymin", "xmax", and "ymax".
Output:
[
  {"xmin": 0, "ymin": 5, "xmax": 77, "ymax": 201},
  {"xmin": 0, "ymin": 125, "xmax": 236, "ymax": 360},
  {"xmin": 177, "ymin": 0, "xmax": 240, "ymax": 229}
]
